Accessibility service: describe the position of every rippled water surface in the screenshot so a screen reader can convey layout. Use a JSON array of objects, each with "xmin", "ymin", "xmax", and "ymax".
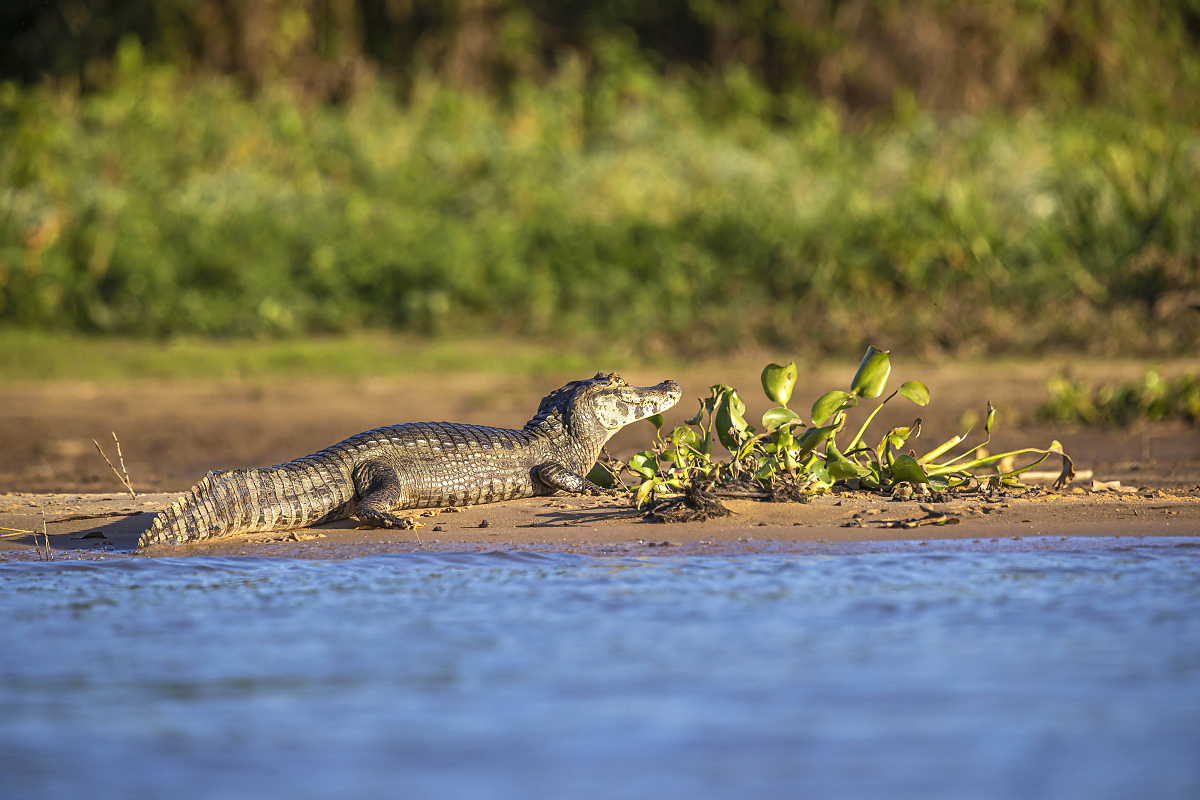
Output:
[{"xmin": 2, "ymin": 539, "xmax": 1199, "ymax": 799}]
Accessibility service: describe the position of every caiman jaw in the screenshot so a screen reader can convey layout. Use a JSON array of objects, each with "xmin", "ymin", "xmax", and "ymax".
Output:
[
  {"xmin": 590, "ymin": 375, "xmax": 682, "ymax": 430},
  {"xmin": 628, "ymin": 379, "xmax": 682, "ymax": 420}
]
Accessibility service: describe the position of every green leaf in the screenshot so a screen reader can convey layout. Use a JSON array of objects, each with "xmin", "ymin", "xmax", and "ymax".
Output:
[
  {"xmin": 927, "ymin": 474, "xmax": 950, "ymax": 490},
  {"xmin": 647, "ymin": 414, "xmax": 665, "ymax": 432},
  {"xmin": 753, "ymin": 459, "xmax": 778, "ymax": 482},
  {"xmin": 586, "ymin": 462, "xmax": 617, "ymax": 488},
  {"xmin": 684, "ymin": 400, "xmax": 704, "ymax": 426},
  {"xmin": 918, "ymin": 433, "xmax": 966, "ymax": 465},
  {"xmin": 668, "ymin": 425, "xmax": 702, "ymax": 469},
  {"xmin": 714, "ymin": 388, "xmax": 750, "ymax": 453},
  {"xmin": 851, "ymin": 346, "xmax": 891, "ymax": 399},
  {"xmin": 863, "ymin": 461, "xmax": 883, "ymax": 488},
  {"xmin": 762, "ymin": 407, "xmax": 801, "ymax": 431},
  {"xmin": 926, "ymin": 441, "xmax": 1074, "ymax": 489},
  {"xmin": 735, "ymin": 432, "xmax": 766, "ymax": 462},
  {"xmin": 633, "ymin": 479, "xmax": 656, "ymax": 508},
  {"xmin": 843, "ymin": 389, "xmax": 897, "ymax": 451},
  {"xmin": 761, "ymin": 362, "xmax": 798, "ymax": 406},
  {"xmin": 808, "ymin": 464, "xmax": 833, "ymax": 487},
  {"xmin": 824, "ymin": 439, "xmax": 866, "ymax": 480},
  {"xmin": 772, "ymin": 425, "xmax": 795, "ymax": 454},
  {"xmin": 671, "ymin": 426, "xmax": 701, "ymax": 451},
  {"xmin": 794, "ymin": 424, "xmax": 837, "ymax": 459},
  {"xmin": 899, "ymin": 380, "xmax": 929, "ymax": 406},
  {"xmin": 880, "ymin": 426, "xmax": 913, "ymax": 453},
  {"xmin": 890, "ymin": 454, "xmax": 929, "ymax": 484},
  {"xmin": 811, "ymin": 390, "xmax": 853, "ymax": 425},
  {"xmin": 627, "ymin": 450, "xmax": 659, "ymax": 479},
  {"xmin": 985, "ymin": 401, "xmax": 996, "ymax": 435}
]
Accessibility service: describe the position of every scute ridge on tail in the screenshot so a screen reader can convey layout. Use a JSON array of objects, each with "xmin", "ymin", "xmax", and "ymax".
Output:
[{"xmin": 138, "ymin": 466, "xmax": 346, "ymax": 548}]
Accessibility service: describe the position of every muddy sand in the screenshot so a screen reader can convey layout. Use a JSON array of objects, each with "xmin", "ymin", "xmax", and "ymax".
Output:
[{"xmin": 2, "ymin": 360, "xmax": 1197, "ymax": 558}]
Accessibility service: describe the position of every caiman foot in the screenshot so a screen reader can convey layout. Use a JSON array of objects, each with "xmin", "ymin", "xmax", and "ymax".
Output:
[
  {"xmin": 535, "ymin": 462, "xmax": 612, "ymax": 496},
  {"xmin": 352, "ymin": 460, "xmax": 423, "ymax": 543},
  {"xmin": 353, "ymin": 507, "xmax": 424, "ymax": 543},
  {"xmin": 354, "ymin": 507, "xmax": 423, "ymax": 529}
]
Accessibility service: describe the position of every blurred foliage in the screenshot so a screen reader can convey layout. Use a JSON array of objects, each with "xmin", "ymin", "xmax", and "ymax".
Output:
[
  {"xmin": 0, "ymin": 328, "xmax": 605, "ymax": 381},
  {"xmin": 1039, "ymin": 370, "xmax": 1200, "ymax": 426},
  {"xmin": 5, "ymin": 0, "xmax": 1200, "ymax": 119},
  {"xmin": 1, "ymin": 1, "xmax": 1199, "ymax": 357}
]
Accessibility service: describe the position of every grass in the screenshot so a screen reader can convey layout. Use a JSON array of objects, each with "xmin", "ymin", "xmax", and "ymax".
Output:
[{"xmin": 0, "ymin": 328, "xmax": 624, "ymax": 382}]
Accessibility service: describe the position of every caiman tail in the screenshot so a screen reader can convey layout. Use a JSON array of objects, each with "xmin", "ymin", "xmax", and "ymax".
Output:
[{"xmin": 138, "ymin": 464, "xmax": 352, "ymax": 547}]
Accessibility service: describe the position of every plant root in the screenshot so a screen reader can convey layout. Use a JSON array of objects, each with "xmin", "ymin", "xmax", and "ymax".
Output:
[
  {"xmin": 767, "ymin": 476, "xmax": 813, "ymax": 504},
  {"xmin": 644, "ymin": 482, "xmax": 733, "ymax": 523}
]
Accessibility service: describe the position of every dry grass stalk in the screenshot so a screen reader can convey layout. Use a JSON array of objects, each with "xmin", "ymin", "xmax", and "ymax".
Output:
[
  {"xmin": 37, "ymin": 509, "xmax": 52, "ymax": 561},
  {"xmin": 49, "ymin": 510, "xmax": 144, "ymax": 523},
  {"xmin": 94, "ymin": 431, "xmax": 136, "ymax": 499}
]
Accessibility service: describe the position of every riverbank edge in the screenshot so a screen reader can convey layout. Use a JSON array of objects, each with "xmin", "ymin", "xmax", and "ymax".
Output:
[{"xmin": 3, "ymin": 488, "xmax": 1196, "ymax": 561}]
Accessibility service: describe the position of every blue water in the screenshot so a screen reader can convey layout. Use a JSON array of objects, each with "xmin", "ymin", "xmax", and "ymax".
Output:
[{"xmin": 2, "ymin": 539, "xmax": 1198, "ymax": 800}]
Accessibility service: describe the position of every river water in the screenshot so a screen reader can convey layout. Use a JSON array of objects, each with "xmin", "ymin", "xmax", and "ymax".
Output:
[{"xmin": 2, "ymin": 538, "xmax": 1198, "ymax": 800}]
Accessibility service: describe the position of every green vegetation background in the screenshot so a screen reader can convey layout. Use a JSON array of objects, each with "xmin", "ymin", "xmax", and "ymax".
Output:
[{"xmin": 2, "ymin": 0, "xmax": 1198, "ymax": 360}]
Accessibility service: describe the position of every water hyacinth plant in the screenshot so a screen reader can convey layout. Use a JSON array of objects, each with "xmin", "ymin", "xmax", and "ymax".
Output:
[{"xmin": 622, "ymin": 347, "xmax": 1074, "ymax": 512}]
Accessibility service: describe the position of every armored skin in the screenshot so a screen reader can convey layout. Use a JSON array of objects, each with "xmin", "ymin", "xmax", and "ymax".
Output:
[{"xmin": 138, "ymin": 373, "xmax": 681, "ymax": 547}]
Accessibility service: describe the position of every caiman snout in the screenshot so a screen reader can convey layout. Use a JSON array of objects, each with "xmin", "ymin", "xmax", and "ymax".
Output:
[
  {"xmin": 648, "ymin": 380, "xmax": 682, "ymax": 412},
  {"xmin": 590, "ymin": 375, "xmax": 682, "ymax": 430}
]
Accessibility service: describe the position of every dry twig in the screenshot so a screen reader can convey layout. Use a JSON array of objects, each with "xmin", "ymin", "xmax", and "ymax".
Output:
[
  {"xmin": 37, "ymin": 509, "xmax": 52, "ymax": 561},
  {"xmin": 94, "ymin": 431, "xmax": 136, "ymax": 499},
  {"xmin": 49, "ymin": 509, "xmax": 145, "ymax": 523}
]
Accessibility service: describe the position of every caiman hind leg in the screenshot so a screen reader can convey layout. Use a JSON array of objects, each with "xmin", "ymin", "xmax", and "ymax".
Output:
[
  {"xmin": 351, "ymin": 460, "xmax": 422, "ymax": 541},
  {"xmin": 534, "ymin": 462, "xmax": 614, "ymax": 496}
]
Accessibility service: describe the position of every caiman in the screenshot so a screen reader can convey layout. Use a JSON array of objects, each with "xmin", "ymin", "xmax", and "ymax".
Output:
[{"xmin": 138, "ymin": 373, "xmax": 680, "ymax": 547}]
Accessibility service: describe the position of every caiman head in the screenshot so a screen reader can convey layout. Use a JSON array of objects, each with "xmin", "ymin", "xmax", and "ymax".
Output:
[{"xmin": 527, "ymin": 372, "xmax": 681, "ymax": 446}]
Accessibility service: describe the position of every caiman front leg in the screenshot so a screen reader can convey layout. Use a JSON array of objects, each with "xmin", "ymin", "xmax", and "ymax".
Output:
[
  {"xmin": 352, "ymin": 461, "xmax": 422, "ymax": 539},
  {"xmin": 535, "ymin": 462, "xmax": 614, "ymax": 496}
]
